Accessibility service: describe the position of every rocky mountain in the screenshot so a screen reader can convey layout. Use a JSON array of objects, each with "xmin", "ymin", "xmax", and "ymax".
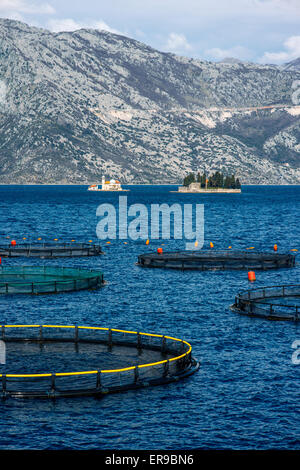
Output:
[
  {"xmin": 0, "ymin": 18, "xmax": 299, "ymax": 184},
  {"xmin": 284, "ymin": 57, "xmax": 300, "ymax": 71},
  {"xmin": 219, "ymin": 57, "xmax": 245, "ymax": 64}
]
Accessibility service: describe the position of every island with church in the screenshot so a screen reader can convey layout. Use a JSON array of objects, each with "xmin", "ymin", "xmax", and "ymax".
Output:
[
  {"xmin": 173, "ymin": 171, "xmax": 242, "ymax": 193},
  {"xmin": 87, "ymin": 175, "xmax": 129, "ymax": 191}
]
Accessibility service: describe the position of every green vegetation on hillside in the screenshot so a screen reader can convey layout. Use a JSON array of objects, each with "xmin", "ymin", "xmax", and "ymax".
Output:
[{"xmin": 183, "ymin": 171, "xmax": 241, "ymax": 189}]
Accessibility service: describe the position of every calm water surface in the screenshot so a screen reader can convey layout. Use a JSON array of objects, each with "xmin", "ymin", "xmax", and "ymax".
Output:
[{"xmin": 0, "ymin": 184, "xmax": 299, "ymax": 450}]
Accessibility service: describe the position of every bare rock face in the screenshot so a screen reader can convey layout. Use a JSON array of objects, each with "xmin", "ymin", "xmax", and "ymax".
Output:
[
  {"xmin": 284, "ymin": 57, "xmax": 300, "ymax": 71},
  {"xmin": 0, "ymin": 18, "xmax": 300, "ymax": 184}
]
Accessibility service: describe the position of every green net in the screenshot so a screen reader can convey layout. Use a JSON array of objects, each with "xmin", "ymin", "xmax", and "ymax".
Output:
[{"xmin": 0, "ymin": 266, "xmax": 104, "ymax": 294}]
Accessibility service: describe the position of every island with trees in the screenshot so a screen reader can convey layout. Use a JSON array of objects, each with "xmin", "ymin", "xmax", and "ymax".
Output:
[{"xmin": 175, "ymin": 171, "xmax": 242, "ymax": 193}]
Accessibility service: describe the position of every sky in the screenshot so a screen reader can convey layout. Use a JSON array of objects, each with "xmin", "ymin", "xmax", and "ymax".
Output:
[{"xmin": 0, "ymin": 0, "xmax": 300, "ymax": 64}]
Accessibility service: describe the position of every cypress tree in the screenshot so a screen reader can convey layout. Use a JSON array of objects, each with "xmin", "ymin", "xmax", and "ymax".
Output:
[{"xmin": 183, "ymin": 173, "xmax": 196, "ymax": 186}]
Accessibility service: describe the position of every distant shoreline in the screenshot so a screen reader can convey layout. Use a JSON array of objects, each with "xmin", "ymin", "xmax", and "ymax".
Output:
[
  {"xmin": 0, "ymin": 183, "xmax": 300, "ymax": 187},
  {"xmin": 0, "ymin": 182, "xmax": 179, "ymax": 185}
]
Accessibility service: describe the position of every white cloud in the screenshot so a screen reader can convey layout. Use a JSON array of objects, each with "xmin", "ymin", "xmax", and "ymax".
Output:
[
  {"xmin": 47, "ymin": 18, "xmax": 122, "ymax": 35},
  {"xmin": 205, "ymin": 45, "xmax": 253, "ymax": 61},
  {"xmin": 163, "ymin": 33, "xmax": 191, "ymax": 53},
  {"xmin": 0, "ymin": 0, "xmax": 55, "ymax": 15},
  {"xmin": 260, "ymin": 35, "xmax": 300, "ymax": 64}
]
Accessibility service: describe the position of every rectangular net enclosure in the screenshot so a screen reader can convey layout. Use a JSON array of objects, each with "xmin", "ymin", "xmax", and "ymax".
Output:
[
  {"xmin": 232, "ymin": 284, "xmax": 300, "ymax": 321},
  {"xmin": 0, "ymin": 266, "xmax": 104, "ymax": 294},
  {"xmin": 137, "ymin": 250, "xmax": 296, "ymax": 270},
  {"xmin": 0, "ymin": 325, "xmax": 199, "ymax": 398},
  {"xmin": 0, "ymin": 242, "xmax": 103, "ymax": 258}
]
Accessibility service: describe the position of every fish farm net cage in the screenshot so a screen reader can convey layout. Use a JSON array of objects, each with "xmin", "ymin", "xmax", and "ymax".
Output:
[
  {"xmin": 0, "ymin": 266, "xmax": 104, "ymax": 294},
  {"xmin": 0, "ymin": 242, "xmax": 103, "ymax": 258},
  {"xmin": 0, "ymin": 325, "xmax": 199, "ymax": 398},
  {"xmin": 232, "ymin": 285, "xmax": 300, "ymax": 321},
  {"xmin": 137, "ymin": 250, "xmax": 296, "ymax": 271}
]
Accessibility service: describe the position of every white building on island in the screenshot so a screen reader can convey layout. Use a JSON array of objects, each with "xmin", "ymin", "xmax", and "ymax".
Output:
[{"xmin": 88, "ymin": 176, "xmax": 128, "ymax": 191}]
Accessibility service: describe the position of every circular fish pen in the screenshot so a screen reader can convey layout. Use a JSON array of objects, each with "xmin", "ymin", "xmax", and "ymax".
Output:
[
  {"xmin": 232, "ymin": 284, "xmax": 300, "ymax": 321},
  {"xmin": 0, "ymin": 266, "xmax": 104, "ymax": 294},
  {"xmin": 0, "ymin": 242, "xmax": 103, "ymax": 258},
  {"xmin": 0, "ymin": 325, "xmax": 199, "ymax": 398},
  {"xmin": 137, "ymin": 250, "xmax": 296, "ymax": 271}
]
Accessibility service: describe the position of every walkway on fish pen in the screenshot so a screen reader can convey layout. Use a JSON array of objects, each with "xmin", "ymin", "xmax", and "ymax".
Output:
[
  {"xmin": 137, "ymin": 250, "xmax": 296, "ymax": 270},
  {"xmin": 0, "ymin": 242, "xmax": 103, "ymax": 258},
  {"xmin": 0, "ymin": 324, "xmax": 199, "ymax": 398},
  {"xmin": 232, "ymin": 284, "xmax": 300, "ymax": 321}
]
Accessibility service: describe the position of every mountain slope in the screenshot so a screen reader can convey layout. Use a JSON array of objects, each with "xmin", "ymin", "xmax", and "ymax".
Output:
[
  {"xmin": 284, "ymin": 57, "xmax": 300, "ymax": 71},
  {"xmin": 0, "ymin": 18, "xmax": 299, "ymax": 184}
]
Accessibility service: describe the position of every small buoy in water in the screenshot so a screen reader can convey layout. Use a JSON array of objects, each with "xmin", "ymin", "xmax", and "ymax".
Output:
[
  {"xmin": 248, "ymin": 271, "xmax": 256, "ymax": 282},
  {"xmin": 273, "ymin": 244, "xmax": 278, "ymax": 252},
  {"xmin": 11, "ymin": 240, "xmax": 16, "ymax": 246},
  {"xmin": 106, "ymin": 241, "xmax": 111, "ymax": 244},
  {"xmin": 88, "ymin": 240, "xmax": 92, "ymax": 243},
  {"xmin": 54, "ymin": 238, "xmax": 58, "ymax": 241},
  {"xmin": 23, "ymin": 237, "xmax": 26, "ymax": 240},
  {"xmin": 37, "ymin": 237, "xmax": 42, "ymax": 240},
  {"xmin": 195, "ymin": 240, "xmax": 198, "ymax": 247},
  {"xmin": 291, "ymin": 249, "xmax": 298, "ymax": 252},
  {"xmin": 157, "ymin": 247, "xmax": 163, "ymax": 255},
  {"xmin": 228, "ymin": 246, "xmax": 232, "ymax": 249},
  {"xmin": 246, "ymin": 247, "xmax": 255, "ymax": 250},
  {"xmin": 210, "ymin": 242, "xmax": 214, "ymax": 248},
  {"xmin": 146, "ymin": 239, "xmax": 149, "ymax": 245}
]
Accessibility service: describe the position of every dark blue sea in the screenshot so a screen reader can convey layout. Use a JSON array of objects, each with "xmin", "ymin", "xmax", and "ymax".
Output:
[{"xmin": 0, "ymin": 184, "xmax": 299, "ymax": 450}]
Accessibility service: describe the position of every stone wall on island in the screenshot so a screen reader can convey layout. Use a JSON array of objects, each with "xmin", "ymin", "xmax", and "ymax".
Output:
[{"xmin": 177, "ymin": 182, "xmax": 241, "ymax": 193}]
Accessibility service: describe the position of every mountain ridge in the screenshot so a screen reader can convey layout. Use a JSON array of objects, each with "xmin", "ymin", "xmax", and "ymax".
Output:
[{"xmin": 0, "ymin": 18, "xmax": 299, "ymax": 184}]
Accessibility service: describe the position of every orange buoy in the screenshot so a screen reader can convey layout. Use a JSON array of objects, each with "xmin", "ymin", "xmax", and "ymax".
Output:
[
  {"xmin": 228, "ymin": 246, "xmax": 232, "ymax": 249},
  {"xmin": 11, "ymin": 240, "xmax": 16, "ymax": 246},
  {"xmin": 273, "ymin": 244, "xmax": 278, "ymax": 252},
  {"xmin": 146, "ymin": 239, "xmax": 149, "ymax": 245},
  {"xmin": 195, "ymin": 240, "xmax": 198, "ymax": 247},
  {"xmin": 210, "ymin": 242, "xmax": 214, "ymax": 248},
  {"xmin": 248, "ymin": 271, "xmax": 256, "ymax": 282},
  {"xmin": 157, "ymin": 247, "xmax": 163, "ymax": 255}
]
